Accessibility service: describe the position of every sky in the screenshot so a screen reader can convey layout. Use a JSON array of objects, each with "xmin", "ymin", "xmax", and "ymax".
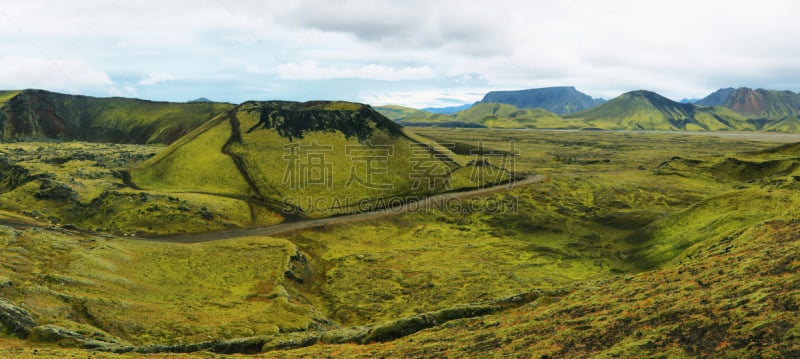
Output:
[{"xmin": 1, "ymin": 0, "xmax": 799, "ymax": 108}]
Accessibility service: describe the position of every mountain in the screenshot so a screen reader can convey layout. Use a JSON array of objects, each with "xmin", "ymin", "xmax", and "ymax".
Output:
[
  {"xmin": 565, "ymin": 90, "xmax": 752, "ymax": 131},
  {"xmin": 697, "ymin": 87, "xmax": 800, "ymax": 118},
  {"xmin": 422, "ymin": 104, "xmax": 473, "ymax": 114},
  {"xmin": 378, "ymin": 103, "xmax": 568, "ymax": 129},
  {"xmin": 695, "ymin": 87, "xmax": 736, "ymax": 107},
  {"xmin": 479, "ymin": 86, "xmax": 605, "ymax": 114},
  {"xmin": 0, "ymin": 89, "xmax": 234, "ymax": 144},
  {"xmin": 375, "ymin": 105, "xmax": 436, "ymax": 122},
  {"xmin": 452, "ymin": 102, "xmax": 566, "ymax": 128},
  {"xmin": 129, "ymin": 100, "xmax": 507, "ymax": 219}
]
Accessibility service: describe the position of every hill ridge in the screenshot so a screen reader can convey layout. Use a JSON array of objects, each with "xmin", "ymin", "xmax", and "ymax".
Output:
[{"xmin": 0, "ymin": 89, "xmax": 234, "ymax": 144}]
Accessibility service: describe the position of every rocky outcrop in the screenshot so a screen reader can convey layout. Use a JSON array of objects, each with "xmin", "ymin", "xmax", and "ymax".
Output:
[
  {"xmin": 0, "ymin": 298, "xmax": 38, "ymax": 339},
  {"xmin": 101, "ymin": 290, "xmax": 554, "ymax": 355}
]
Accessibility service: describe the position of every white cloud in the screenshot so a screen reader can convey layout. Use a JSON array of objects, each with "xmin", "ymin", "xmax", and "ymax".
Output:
[
  {"xmin": 138, "ymin": 72, "xmax": 176, "ymax": 86},
  {"xmin": 1, "ymin": 1, "xmax": 800, "ymax": 106},
  {"xmin": 276, "ymin": 61, "xmax": 435, "ymax": 81},
  {"xmin": 0, "ymin": 56, "xmax": 112, "ymax": 91},
  {"xmin": 360, "ymin": 89, "xmax": 486, "ymax": 108}
]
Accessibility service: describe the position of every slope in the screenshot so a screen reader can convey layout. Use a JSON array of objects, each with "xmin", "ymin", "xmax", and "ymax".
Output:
[
  {"xmin": 565, "ymin": 90, "xmax": 753, "ymax": 131},
  {"xmin": 0, "ymin": 89, "xmax": 234, "ymax": 144},
  {"xmin": 453, "ymin": 102, "xmax": 568, "ymax": 128},
  {"xmin": 695, "ymin": 87, "xmax": 736, "ymax": 106}
]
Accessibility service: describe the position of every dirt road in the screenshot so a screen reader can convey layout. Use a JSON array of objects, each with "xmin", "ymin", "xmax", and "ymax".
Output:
[{"xmin": 145, "ymin": 174, "xmax": 547, "ymax": 243}]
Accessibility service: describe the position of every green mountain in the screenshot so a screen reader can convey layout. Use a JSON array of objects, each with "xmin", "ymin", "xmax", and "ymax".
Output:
[
  {"xmin": 452, "ymin": 102, "xmax": 566, "ymax": 128},
  {"xmin": 130, "ymin": 101, "xmax": 507, "ymax": 219},
  {"xmin": 0, "ymin": 89, "xmax": 234, "ymax": 144},
  {"xmin": 378, "ymin": 103, "xmax": 568, "ymax": 129},
  {"xmin": 697, "ymin": 87, "xmax": 800, "ymax": 119},
  {"xmin": 565, "ymin": 90, "xmax": 752, "ymax": 131},
  {"xmin": 374, "ymin": 105, "xmax": 448, "ymax": 123},
  {"xmin": 479, "ymin": 86, "xmax": 605, "ymax": 114}
]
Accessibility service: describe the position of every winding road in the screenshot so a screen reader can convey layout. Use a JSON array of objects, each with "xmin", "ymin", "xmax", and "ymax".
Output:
[
  {"xmin": 145, "ymin": 174, "xmax": 547, "ymax": 243},
  {"xmin": 0, "ymin": 175, "xmax": 547, "ymax": 244}
]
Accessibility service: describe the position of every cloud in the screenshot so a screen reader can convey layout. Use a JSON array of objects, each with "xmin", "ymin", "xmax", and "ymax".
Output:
[
  {"xmin": 2, "ymin": 0, "xmax": 800, "ymax": 106},
  {"xmin": 138, "ymin": 72, "xmax": 177, "ymax": 86},
  {"xmin": 0, "ymin": 56, "xmax": 112, "ymax": 91},
  {"xmin": 276, "ymin": 61, "xmax": 435, "ymax": 81},
  {"xmin": 359, "ymin": 89, "xmax": 486, "ymax": 108}
]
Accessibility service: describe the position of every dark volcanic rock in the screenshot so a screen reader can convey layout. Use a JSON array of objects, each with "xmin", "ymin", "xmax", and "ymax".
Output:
[
  {"xmin": 0, "ymin": 298, "xmax": 39, "ymax": 339},
  {"xmin": 34, "ymin": 179, "xmax": 77, "ymax": 201}
]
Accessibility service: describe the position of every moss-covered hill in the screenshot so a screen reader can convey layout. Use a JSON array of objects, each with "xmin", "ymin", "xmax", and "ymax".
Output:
[
  {"xmin": 377, "ymin": 103, "xmax": 566, "ymax": 129},
  {"xmin": 0, "ymin": 89, "xmax": 234, "ymax": 144},
  {"xmin": 563, "ymin": 90, "xmax": 753, "ymax": 131},
  {"xmin": 129, "ymin": 100, "xmax": 509, "ymax": 219}
]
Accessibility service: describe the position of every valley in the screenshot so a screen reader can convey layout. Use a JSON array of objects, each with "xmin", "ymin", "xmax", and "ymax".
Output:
[{"xmin": 3, "ymin": 123, "xmax": 800, "ymax": 357}]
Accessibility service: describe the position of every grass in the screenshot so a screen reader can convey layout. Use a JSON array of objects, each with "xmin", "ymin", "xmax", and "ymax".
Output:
[
  {"xmin": 0, "ymin": 228, "xmax": 314, "ymax": 345},
  {"xmin": 0, "ymin": 90, "xmax": 20, "ymax": 105},
  {"xmin": 3, "ymin": 128, "xmax": 800, "ymax": 357}
]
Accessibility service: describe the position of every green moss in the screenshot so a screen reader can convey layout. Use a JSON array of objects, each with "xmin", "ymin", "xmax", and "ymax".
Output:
[
  {"xmin": 0, "ymin": 231, "xmax": 314, "ymax": 345},
  {"xmin": 0, "ymin": 90, "xmax": 20, "ymax": 105},
  {"xmin": 130, "ymin": 115, "xmax": 252, "ymax": 196}
]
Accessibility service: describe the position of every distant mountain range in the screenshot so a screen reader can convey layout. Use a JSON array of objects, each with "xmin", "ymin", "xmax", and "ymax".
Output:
[
  {"xmin": 377, "ymin": 86, "xmax": 800, "ymax": 132},
  {"xmin": 4, "ymin": 86, "xmax": 800, "ymax": 145},
  {"xmin": 422, "ymin": 104, "xmax": 473, "ymax": 114},
  {"xmin": 479, "ymin": 86, "xmax": 606, "ymax": 114}
]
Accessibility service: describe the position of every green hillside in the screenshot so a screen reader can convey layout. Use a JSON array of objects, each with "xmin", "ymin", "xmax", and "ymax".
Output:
[
  {"xmin": 565, "ymin": 90, "xmax": 753, "ymax": 131},
  {"xmin": 0, "ymin": 90, "xmax": 20, "ymax": 105},
  {"xmin": 379, "ymin": 102, "xmax": 569, "ymax": 129},
  {"xmin": 130, "ymin": 101, "xmax": 509, "ymax": 219},
  {"xmin": 453, "ymin": 103, "xmax": 568, "ymax": 128},
  {"xmin": 0, "ymin": 89, "xmax": 234, "ymax": 144}
]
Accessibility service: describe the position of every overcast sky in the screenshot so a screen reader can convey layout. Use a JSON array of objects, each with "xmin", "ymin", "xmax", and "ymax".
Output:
[{"xmin": 1, "ymin": 0, "xmax": 799, "ymax": 107}]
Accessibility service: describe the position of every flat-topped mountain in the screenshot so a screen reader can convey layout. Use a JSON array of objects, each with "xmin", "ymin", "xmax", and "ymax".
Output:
[{"xmin": 479, "ymin": 86, "xmax": 605, "ymax": 114}]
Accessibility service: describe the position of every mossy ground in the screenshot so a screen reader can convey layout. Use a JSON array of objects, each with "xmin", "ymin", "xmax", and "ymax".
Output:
[
  {"xmin": 2, "ymin": 129, "xmax": 800, "ymax": 357},
  {"xmin": 0, "ymin": 142, "xmax": 267, "ymax": 235}
]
